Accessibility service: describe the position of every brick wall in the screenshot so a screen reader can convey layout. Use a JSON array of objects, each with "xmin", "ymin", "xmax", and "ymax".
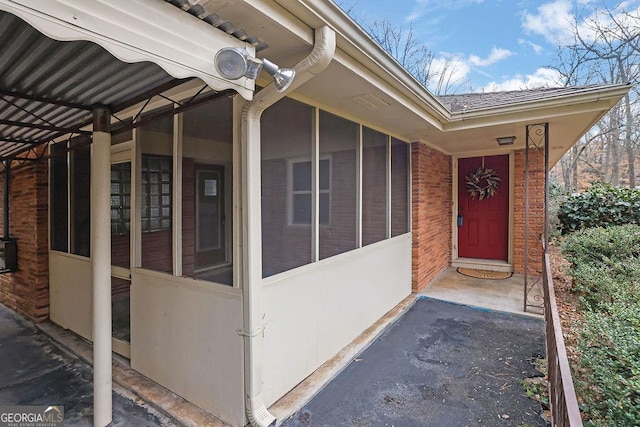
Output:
[
  {"xmin": 513, "ymin": 149, "xmax": 545, "ymax": 274},
  {"xmin": 411, "ymin": 142, "xmax": 452, "ymax": 292},
  {"xmin": 0, "ymin": 162, "xmax": 49, "ymax": 322}
]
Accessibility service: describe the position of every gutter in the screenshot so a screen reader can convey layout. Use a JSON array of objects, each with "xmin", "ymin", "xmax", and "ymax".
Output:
[
  {"xmin": 240, "ymin": 25, "xmax": 336, "ymax": 427},
  {"xmin": 446, "ymin": 83, "xmax": 632, "ymax": 125}
]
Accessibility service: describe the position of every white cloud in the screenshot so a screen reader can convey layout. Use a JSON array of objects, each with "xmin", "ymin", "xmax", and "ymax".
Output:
[
  {"xmin": 517, "ymin": 38, "xmax": 543, "ymax": 54},
  {"xmin": 522, "ymin": 0, "xmax": 640, "ymax": 46},
  {"xmin": 522, "ymin": 0, "xmax": 575, "ymax": 44},
  {"xmin": 468, "ymin": 47, "xmax": 514, "ymax": 67},
  {"xmin": 478, "ymin": 67, "xmax": 563, "ymax": 92}
]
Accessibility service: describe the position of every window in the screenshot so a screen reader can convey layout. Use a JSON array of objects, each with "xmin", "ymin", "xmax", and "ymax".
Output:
[
  {"xmin": 110, "ymin": 156, "xmax": 172, "ymax": 235},
  {"xmin": 391, "ymin": 138, "xmax": 409, "ymax": 236},
  {"xmin": 111, "ymin": 162, "xmax": 131, "ymax": 235},
  {"xmin": 139, "ymin": 113, "xmax": 174, "ymax": 274},
  {"xmin": 50, "ymin": 138, "xmax": 91, "ymax": 256},
  {"xmin": 50, "ymin": 142, "xmax": 69, "ymax": 252},
  {"xmin": 140, "ymin": 156, "xmax": 172, "ymax": 232},
  {"xmin": 319, "ymin": 111, "xmax": 358, "ymax": 259},
  {"xmin": 261, "ymin": 97, "xmax": 313, "ymax": 277},
  {"xmin": 71, "ymin": 142, "xmax": 91, "ymax": 256},
  {"xmin": 362, "ymin": 127, "xmax": 389, "ymax": 246},
  {"xmin": 261, "ymin": 97, "xmax": 411, "ymax": 278},
  {"xmin": 181, "ymin": 95, "xmax": 234, "ymax": 285},
  {"xmin": 289, "ymin": 158, "xmax": 330, "ymax": 225}
]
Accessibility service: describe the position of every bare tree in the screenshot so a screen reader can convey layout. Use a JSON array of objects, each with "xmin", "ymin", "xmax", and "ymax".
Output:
[
  {"xmin": 336, "ymin": 7, "xmax": 469, "ymax": 95},
  {"xmin": 553, "ymin": 3, "xmax": 640, "ymax": 189},
  {"xmin": 365, "ymin": 19, "xmax": 468, "ymax": 94}
]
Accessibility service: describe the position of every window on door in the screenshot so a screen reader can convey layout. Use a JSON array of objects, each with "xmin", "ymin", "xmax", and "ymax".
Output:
[
  {"xmin": 110, "ymin": 156, "xmax": 172, "ymax": 235},
  {"xmin": 140, "ymin": 156, "xmax": 172, "ymax": 232}
]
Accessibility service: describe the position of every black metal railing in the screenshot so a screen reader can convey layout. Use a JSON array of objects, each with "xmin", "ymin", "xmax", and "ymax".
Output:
[{"xmin": 543, "ymin": 250, "xmax": 583, "ymax": 426}]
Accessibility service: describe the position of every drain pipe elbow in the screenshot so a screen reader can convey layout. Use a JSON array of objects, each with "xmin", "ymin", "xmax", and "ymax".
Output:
[
  {"xmin": 243, "ymin": 25, "xmax": 336, "ymax": 116},
  {"xmin": 241, "ymin": 25, "xmax": 335, "ymax": 427}
]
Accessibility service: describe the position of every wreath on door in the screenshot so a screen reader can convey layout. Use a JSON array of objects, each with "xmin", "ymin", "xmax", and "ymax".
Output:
[{"xmin": 466, "ymin": 166, "xmax": 500, "ymax": 200}]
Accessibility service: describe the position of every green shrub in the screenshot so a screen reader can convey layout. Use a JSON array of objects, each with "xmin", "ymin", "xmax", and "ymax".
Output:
[
  {"xmin": 548, "ymin": 180, "xmax": 569, "ymax": 238},
  {"xmin": 562, "ymin": 224, "xmax": 640, "ymax": 265},
  {"xmin": 569, "ymin": 259, "xmax": 640, "ymax": 310},
  {"xmin": 558, "ymin": 183, "xmax": 640, "ymax": 233},
  {"xmin": 578, "ymin": 304, "xmax": 640, "ymax": 426},
  {"xmin": 561, "ymin": 224, "xmax": 640, "ymax": 426}
]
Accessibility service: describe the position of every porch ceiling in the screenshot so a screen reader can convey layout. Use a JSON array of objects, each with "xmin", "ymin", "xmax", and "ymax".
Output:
[{"xmin": 434, "ymin": 107, "xmax": 610, "ymax": 166}]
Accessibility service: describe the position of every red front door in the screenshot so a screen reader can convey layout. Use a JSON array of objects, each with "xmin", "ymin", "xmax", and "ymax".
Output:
[{"xmin": 457, "ymin": 155, "xmax": 509, "ymax": 260}]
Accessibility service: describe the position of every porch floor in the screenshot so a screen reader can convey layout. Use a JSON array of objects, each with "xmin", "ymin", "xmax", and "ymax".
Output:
[{"xmin": 421, "ymin": 267, "xmax": 544, "ymax": 318}]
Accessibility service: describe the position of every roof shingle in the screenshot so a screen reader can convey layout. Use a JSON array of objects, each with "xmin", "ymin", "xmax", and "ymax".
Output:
[{"xmin": 436, "ymin": 85, "xmax": 624, "ymax": 112}]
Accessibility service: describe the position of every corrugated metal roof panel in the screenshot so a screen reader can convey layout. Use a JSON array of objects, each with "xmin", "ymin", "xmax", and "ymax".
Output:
[
  {"xmin": 0, "ymin": 10, "xmax": 178, "ymax": 160},
  {"xmin": 165, "ymin": 0, "xmax": 269, "ymax": 51}
]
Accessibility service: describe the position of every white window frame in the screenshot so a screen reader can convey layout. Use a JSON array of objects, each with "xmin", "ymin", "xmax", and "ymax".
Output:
[{"xmin": 287, "ymin": 156, "xmax": 331, "ymax": 226}]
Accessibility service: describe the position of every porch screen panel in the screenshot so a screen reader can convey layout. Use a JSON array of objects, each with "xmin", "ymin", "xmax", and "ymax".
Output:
[
  {"xmin": 111, "ymin": 162, "xmax": 131, "ymax": 268},
  {"xmin": 50, "ymin": 142, "xmax": 68, "ymax": 252},
  {"xmin": 362, "ymin": 127, "xmax": 388, "ymax": 246},
  {"xmin": 70, "ymin": 140, "xmax": 91, "ymax": 257},
  {"xmin": 182, "ymin": 96, "xmax": 234, "ymax": 285},
  {"xmin": 391, "ymin": 138, "xmax": 409, "ymax": 237},
  {"xmin": 139, "ymin": 113, "xmax": 174, "ymax": 274},
  {"xmin": 261, "ymin": 97, "xmax": 313, "ymax": 277},
  {"xmin": 319, "ymin": 111, "xmax": 358, "ymax": 259}
]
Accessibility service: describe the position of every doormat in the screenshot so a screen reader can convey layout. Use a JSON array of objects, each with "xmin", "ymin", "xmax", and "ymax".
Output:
[{"xmin": 457, "ymin": 267, "xmax": 512, "ymax": 280}]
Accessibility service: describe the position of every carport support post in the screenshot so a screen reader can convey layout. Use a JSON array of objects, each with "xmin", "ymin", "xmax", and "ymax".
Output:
[{"xmin": 91, "ymin": 107, "xmax": 112, "ymax": 427}]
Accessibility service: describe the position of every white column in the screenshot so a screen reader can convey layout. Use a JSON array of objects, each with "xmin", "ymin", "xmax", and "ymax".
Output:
[{"xmin": 91, "ymin": 107, "xmax": 112, "ymax": 427}]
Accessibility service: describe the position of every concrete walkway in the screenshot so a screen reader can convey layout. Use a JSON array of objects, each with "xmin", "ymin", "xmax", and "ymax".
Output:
[
  {"xmin": 0, "ymin": 303, "xmax": 175, "ymax": 426},
  {"xmin": 282, "ymin": 298, "xmax": 548, "ymax": 427},
  {"xmin": 422, "ymin": 267, "xmax": 544, "ymax": 318}
]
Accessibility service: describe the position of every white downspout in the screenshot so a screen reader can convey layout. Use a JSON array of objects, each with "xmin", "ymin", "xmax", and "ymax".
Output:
[{"xmin": 241, "ymin": 25, "xmax": 336, "ymax": 427}]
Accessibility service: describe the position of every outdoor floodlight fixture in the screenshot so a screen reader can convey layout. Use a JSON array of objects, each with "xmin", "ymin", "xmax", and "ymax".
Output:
[
  {"xmin": 496, "ymin": 136, "xmax": 516, "ymax": 146},
  {"xmin": 214, "ymin": 47, "xmax": 296, "ymax": 92}
]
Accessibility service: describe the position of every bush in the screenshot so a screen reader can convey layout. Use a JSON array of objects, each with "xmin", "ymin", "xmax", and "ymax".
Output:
[
  {"xmin": 561, "ymin": 224, "xmax": 640, "ymax": 426},
  {"xmin": 548, "ymin": 180, "xmax": 569, "ymax": 239},
  {"xmin": 562, "ymin": 224, "xmax": 640, "ymax": 265},
  {"xmin": 578, "ymin": 304, "xmax": 640, "ymax": 426},
  {"xmin": 558, "ymin": 183, "xmax": 640, "ymax": 234}
]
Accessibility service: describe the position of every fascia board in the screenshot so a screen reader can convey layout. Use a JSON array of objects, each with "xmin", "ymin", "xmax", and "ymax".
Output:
[
  {"xmin": 1, "ymin": 0, "xmax": 256, "ymax": 100},
  {"xmin": 445, "ymin": 84, "xmax": 631, "ymax": 130}
]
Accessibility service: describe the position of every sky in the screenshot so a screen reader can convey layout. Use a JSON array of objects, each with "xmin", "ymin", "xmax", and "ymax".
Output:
[{"xmin": 340, "ymin": 0, "xmax": 639, "ymax": 93}]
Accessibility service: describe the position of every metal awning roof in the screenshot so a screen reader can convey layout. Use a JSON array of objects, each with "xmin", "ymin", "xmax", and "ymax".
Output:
[
  {"xmin": 0, "ymin": 10, "xmax": 186, "ymax": 161},
  {"xmin": 0, "ymin": 1, "xmax": 265, "ymax": 163}
]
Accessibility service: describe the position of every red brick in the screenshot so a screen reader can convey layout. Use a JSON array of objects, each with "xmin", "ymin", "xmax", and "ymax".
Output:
[
  {"xmin": 0, "ymin": 161, "xmax": 49, "ymax": 322},
  {"xmin": 411, "ymin": 143, "xmax": 452, "ymax": 291}
]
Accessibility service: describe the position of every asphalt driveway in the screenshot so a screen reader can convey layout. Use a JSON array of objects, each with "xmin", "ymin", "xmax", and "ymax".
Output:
[
  {"xmin": 0, "ymin": 303, "xmax": 175, "ymax": 426},
  {"xmin": 283, "ymin": 297, "xmax": 548, "ymax": 427}
]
